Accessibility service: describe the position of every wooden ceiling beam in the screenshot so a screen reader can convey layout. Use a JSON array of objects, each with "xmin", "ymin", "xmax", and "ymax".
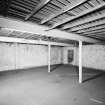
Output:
[
  {"xmin": 0, "ymin": 16, "xmax": 99, "ymax": 43},
  {"xmin": 79, "ymin": 34, "xmax": 104, "ymax": 40},
  {"xmin": 50, "ymin": 2, "xmax": 105, "ymax": 29},
  {"xmin": 72, "ymin": 24, "xmax": 105, "ymax": 33},
  {"xmin": 79, "ymin": 29, "xmax": 105, "ymax": 35},
  {"xmin": 25, "ymin": 0, "xmax": 51, "ymax": 20},
  {"xmin": 63, "ymin": 12, "xmax": 105, "ymax": 29},
  {"xmin": 41, "ymin": 0, "xmax": 87, "ymax": 24},
  {"xmin": 79, "ymin": 33, "xmax": 105, "ymax": 41},
  {"xmin": 0, "ymin": 36, "xmax": 71, "ymax": 46},
  {"xmin": 77, "ymin": 26, "xmax": 105, "ymax": 33},
  {"xmin": 80, "ymin": 32, "xmax": 105, "ymax": 37},
  {"xmin": 70, "ymin": 20, "xmax": 105, "ymax": 31}
]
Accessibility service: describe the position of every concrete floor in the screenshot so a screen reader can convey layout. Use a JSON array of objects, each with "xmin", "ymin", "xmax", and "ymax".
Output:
[{"xmin": 0, "ymin": 65, "xmax": 105, "ymax": 105}]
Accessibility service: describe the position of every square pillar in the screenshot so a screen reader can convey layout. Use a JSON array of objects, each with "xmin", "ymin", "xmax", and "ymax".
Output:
[
  {"xmin": 79, "ymin": 40, "xmax": 82, "ymax": 83},
  {"xmin": 48, "ymin": 43, "xmax": 51, "ymax": 72}
]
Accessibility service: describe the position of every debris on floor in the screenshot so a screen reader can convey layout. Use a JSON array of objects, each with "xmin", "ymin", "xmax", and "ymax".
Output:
[{"xmin": 90, "ymin": 98, "xmax": 104, "ymax": 104}]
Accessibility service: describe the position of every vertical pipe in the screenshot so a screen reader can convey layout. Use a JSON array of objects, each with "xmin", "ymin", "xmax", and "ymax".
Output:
[
  {"xmin": 48, "ymin": 43, "xmax": 51, "ymax": 72},
  {"xmin": 79, "ymin": 40, "xmax": 82, "ymax": 83}
]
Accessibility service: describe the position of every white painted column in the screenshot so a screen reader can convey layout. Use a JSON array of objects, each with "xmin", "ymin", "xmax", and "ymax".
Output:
[
  {"xmin": 48, "ymin": 43, "xmax": 51, "ymax": 72},
  {"xmin": 79, "ymin": 40, "xmax": 82, "ymax": 83},
  {"xmin": 15, "ymin": 43, "xmax": 17, "ymax": 69}
]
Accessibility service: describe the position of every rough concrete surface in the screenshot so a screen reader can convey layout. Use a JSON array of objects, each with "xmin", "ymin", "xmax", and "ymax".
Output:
[{"xmin": 0, "ymin": 65, "xmax": 105, "ymax": 105}]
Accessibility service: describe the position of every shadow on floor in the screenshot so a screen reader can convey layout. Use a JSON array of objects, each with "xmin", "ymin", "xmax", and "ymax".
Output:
[
  {"xmin": 50, "ymin": 64, "xmax": 63, "ymax": 72},
  {"xmin": 83, "ymin": 72, "xmax": 105, "ymax": 83},
  {"xmin": 73, "ymin": 66, "xmax": 105, "ymax": 83}
]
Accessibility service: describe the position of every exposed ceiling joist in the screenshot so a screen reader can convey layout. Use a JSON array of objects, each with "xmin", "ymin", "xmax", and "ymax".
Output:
[
  {"xmin": 88, "ymin": 35, "xmax": 105, "ymax": 38},
  {"xmin": 88, "ymin": 36, "xmax": 105, "ymax": 40},
  {"xmin": 50, "ymin": 2, "xmax": 105, "ymax": 29},
  {"xmin": 0, "ymin": 16, "xmax": 99, "ymax": 43},
  {"xmin": 25, "ymin": 0, "xmax": 51, "ymax": 20},
  {"xmin": 76, "ymin": 25, "xmax": 105, "ymax": 33},
  {"xmin": 41, "ymin": 0, "xmax": 87, "ymax": 24},
  {"xmin": 85, "ymin": 27, "xmax": 105, "ymax": 33},
  {"xmin": 70, "ymin": 20, "xmax": 105, "ymax": 31},
  {"xmin": 79, "ymin": 34, "xmax": 104, "ymax": 40},
  {"xmin": 79, "ymin": 33, "xmax": 105, "ymax": 40},
  {"xmin": 80, "ymin": 33, "xmax": 105, "ymax": 38},
  {"xmin": 80, "ymin": 29, "xmax": 105, "ymax": 35},
  {"xmin": 63, "ymin": 12, "xmax": 105, "ymax": 29},
  {"xmin": 1, "ymin": 0, "xmax": 105, "ymax": 42}
]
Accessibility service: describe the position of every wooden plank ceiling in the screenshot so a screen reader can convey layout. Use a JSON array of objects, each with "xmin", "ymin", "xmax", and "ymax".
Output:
[{"xmin": 1, "ymin": 0, "xmax": 105, "ymax": 42}]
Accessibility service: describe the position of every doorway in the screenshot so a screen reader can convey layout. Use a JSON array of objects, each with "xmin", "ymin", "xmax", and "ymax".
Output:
[{"xmin": 67, "ymin": 50, "xmax": 74, "ymax": 63}]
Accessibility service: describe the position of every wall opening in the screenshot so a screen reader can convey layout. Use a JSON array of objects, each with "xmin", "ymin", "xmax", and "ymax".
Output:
[{"xmin": 67, "ymin": 50, "xmax": 74, "ymax": 64}]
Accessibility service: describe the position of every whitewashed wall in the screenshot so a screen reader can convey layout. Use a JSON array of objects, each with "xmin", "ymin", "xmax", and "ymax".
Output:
[
  {"xmin": 64, "ymin": 45, "xmax": 105, "ymax": 71},
  {"xmin": 81, "ymin": 44, "xmax": 105, "ymax": 70},
  {"xmin": 0, "ymin": 42, "xmax": 63, "ymax": 71},
  {"xmin": 1, "ymin": 42, "xmax": 105, "ymax": 71}
]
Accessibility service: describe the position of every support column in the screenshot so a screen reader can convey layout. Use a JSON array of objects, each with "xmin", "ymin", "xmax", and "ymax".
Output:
[
  {"xmin": 15, "ymin": 43, "xmax": 17, "ymax": 69},
  {"xmin": 79, "ymin": 40, "xmax": 82, "ymax": 83},
  {"xmin": 48, "ymin": 43, "xmax": 51, "ymax": 72}
]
